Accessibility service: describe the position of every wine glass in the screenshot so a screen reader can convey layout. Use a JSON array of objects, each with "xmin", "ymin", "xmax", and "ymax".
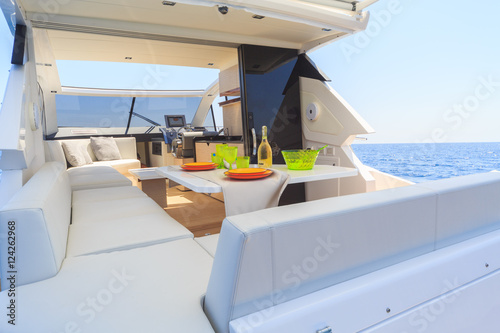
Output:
[{"xmin": 223, "ymin": 146, "xmax": 238, "ymax": 170}]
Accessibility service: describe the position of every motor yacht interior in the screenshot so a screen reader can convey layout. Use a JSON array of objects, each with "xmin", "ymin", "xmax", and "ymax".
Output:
[{"xmin": 1, "ymin": 1, "xmax": 500, "ymax": 332}]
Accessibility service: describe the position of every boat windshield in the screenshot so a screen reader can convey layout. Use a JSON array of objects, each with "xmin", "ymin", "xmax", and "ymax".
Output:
[
  {"xmin": 56, "ymin": 95, "xmax": 206, "ymax": 129},
  {"xmin": 54, "ymin": 61, "xmax": 223, "ymax": 135}
]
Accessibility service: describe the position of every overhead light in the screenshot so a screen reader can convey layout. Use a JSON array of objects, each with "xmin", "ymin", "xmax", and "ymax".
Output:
[
  {"xmin": 125, "ymin": 57, "xmax": 132, "ymax": 60},
  {"xmin": 218, "ymin": 5, "xmax": 228, "ymax": 15},
  {"xmin": 252, "ymin": 15, "xmax": 265, "ymax": 20},
  {"xmin": 162, "ymin": 1, "xmax": 176, "ymax": 6},
  {"xmin": 322, "ymin": 28, "xmax": 332, "ymax": 32},
  {"xmin": 208, "ymin": 63, "xmax": 214, "ymax": 66}
]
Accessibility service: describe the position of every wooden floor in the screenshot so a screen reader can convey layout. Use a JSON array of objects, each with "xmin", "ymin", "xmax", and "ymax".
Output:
[
  {"xmin": 165, "ymin": 186, "xmax": 225, "ymax": 237},
  {"xmin": 128, "ymin": 175, "xmax": 225, "ymax": 237}
]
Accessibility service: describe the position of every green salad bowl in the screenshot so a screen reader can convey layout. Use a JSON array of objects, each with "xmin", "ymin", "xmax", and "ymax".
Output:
[{"xmin": 281, "ymin": 149, "xmax": 320, "ymax": 170}]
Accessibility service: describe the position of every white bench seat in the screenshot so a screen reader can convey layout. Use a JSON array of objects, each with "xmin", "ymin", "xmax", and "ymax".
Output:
[
  {"xmin": 77, "ymin": 158, "xmax": 141, "ymax": 174},
  {"xmin": 72, "ymin": 196, "xmax": 163, "ymax": 224},
  {"xmin": 67, "ymin": 166, "xmax": 132, "ymax": 191},
  {"xmin": 69, "ymin": 186, "xmax": 193, "ymax": 256},
  {"xmin": 44, "ymin": 138, "xmax": 141, "ymax": 175},
  {"xmin": 195, "ymin": 234, "xmax": 220, "ymax": 257},
  {"xmin": 67, "ymin": 212, "xmax": 193, "ymax": 256},
  {"xmin": 72, "ymin": 185, "xmax": 145, "ymax": 204},
  {"xmin": 0, "ymin": 239, "xmax": 215, "ymax": 333}
]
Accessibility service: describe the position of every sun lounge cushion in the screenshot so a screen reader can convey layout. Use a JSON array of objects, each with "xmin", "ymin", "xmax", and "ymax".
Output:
[
  {"xmin": 0, "ymin": 239, "xmax": 215, "ymax": 333},
  {"xmin": 80, "ymin": 159, "xmax": 140, "ymax": 174},
  {"xmin": 195, "ymin": 234, "xmax": 220, "ymax": 257},
  {"xmin": 67, "ymin": 212, "xmax": 193, "ymax": 256},
  {"xmin": 72, "ymin": 185, "xmax": 145, "ymax": 205},
  {"xmin": 67, "ymin": 166, "xmax": 132, "ymax": 191},
  {"xmin": 68, "ymin": 186, "xmax": 193, "ymax": 256}
]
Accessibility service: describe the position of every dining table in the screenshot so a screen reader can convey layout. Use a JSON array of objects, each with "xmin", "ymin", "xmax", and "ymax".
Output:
[
  {"xmin": 155, "ymin": 164, "xmax": 358, "ymax": 216},
  {"xmin": 155, "ymin": 164, "xmax": 358, "ymax": 194}
]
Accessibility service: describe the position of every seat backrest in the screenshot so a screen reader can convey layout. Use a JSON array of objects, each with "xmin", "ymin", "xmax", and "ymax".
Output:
[
  {"xmin": 44, "ymin": 137, "xmax": 137, "ymax": 164},
  {"xmin": 415, "ymin": 171, "xmax": 500, "ymax": 249},
  {"xmin": 0, "ymin": 162, "xmax": 71, "ymax": 289},
  {"xmin": 204, "ymin": 185, "xmax": 438, "ymax": 333}
]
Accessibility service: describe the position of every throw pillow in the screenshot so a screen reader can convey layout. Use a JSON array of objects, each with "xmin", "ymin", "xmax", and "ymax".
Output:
[
  {"xmin": 90, "ymin": 137, "xmax": 122, "ymax": 161},
  {"xmin": 61, "ymin": 141, "xmax": 93, "ymax": 167}
]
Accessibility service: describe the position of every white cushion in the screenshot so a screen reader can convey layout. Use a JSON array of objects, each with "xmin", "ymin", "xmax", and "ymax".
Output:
[
  {"xmin": 72, "ymin": 186, "xmax": 145, "ymax": 205},
  {"xmin": 415, "ymin": 171, "xmax": 500, "ymax": 249},
  {"xmin": 0, "ymin": 162, "xmax": 71, "ymax": 289},
  {"xmin": 195, "ymin": 234, "xmax": 220, "ymax": 257},
  {"xmin": 204, "ymin": 185, "xmax": 437, "ymax": 333},
  {"xmin": 0, "ymin": 239, "xmax": 215, "ymax": 333},
  {"xmin": 70, "ymin": 185, "xmax": 192, "ymax": 256},
  {"xmin": 72, "ymin": 197, "xmax": 164, "ymax": 225},
  {"xmin": 67, "ymin": 165, "xmax": 119, "ymax": 175},
  {"xmin": 70, "ymin": 173, "xmax": 132, "ymax": 191},
  {"xmin": 67, "ymin": 211, "xmax": 193, "ymax": 256},
  {"xmin": 92, "ymin": 159, "xmax": 141, "ymax": 174},
  {"xmin": 90, "ymin": 136, "xmax": 122, "ymax": 161},
  {"xmin": 68, "ymin": 166, "xmax": 132, "ymax": 191},
  {"xmin": 114, "ymin": 137, "xmax": 138, "ymax": 159}
]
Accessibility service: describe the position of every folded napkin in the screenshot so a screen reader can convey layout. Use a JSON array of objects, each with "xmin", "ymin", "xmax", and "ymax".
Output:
[{"xmin": 192, "ymin": 168, "xmax": 290, "ymax": 216}]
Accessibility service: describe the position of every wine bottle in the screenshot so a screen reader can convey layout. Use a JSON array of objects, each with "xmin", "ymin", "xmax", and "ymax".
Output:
[{"xmin": 257, "ymin": 125, "xmax": 273, "ymax": 168}]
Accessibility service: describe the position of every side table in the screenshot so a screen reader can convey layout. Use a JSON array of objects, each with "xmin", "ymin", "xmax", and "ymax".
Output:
[{"xmin": 129, "ymin": 168, "xmax": 167, "ymax": 208}]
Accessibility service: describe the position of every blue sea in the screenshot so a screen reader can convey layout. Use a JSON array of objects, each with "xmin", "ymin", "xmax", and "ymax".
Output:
[
  {"xmin": 0, "ymin": 143, "xmax": 498, "ymax": 184},
  {"xmin": 352, "ymin": 142, "xmax": 500, "ymax": 183}
]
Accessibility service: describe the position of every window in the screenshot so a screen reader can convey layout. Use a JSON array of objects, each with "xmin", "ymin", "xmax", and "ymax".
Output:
[{"xmin": 56, "ymin": 95, "xmax": 204, "ymax": 129}]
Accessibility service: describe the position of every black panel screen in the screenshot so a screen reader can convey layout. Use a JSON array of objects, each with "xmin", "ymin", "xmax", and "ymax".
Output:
[{"xmin": 239, "ymin": 45, "xmax": 304, "ymax": 205}]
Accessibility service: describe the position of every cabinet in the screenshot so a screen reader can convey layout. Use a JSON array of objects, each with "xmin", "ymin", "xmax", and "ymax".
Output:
[{"xmin": 218, "ymin": 65, "xmax": 243, "ymax": 137}]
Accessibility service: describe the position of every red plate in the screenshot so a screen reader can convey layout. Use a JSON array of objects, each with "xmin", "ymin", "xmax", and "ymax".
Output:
[
  {"xmin": 181, "ymin": 164, "xmax": 216, "ymax": 171},
  {"xmin": 224, "ymin": 170, "xmax": 273, "ymax": 180},
  {"xmin": 183, "ymin": 162, "xmax": 216, "ymax": 167},
  {"xmin": 227, "ymin": 168, "xmax": 267, "ymax": 176}
]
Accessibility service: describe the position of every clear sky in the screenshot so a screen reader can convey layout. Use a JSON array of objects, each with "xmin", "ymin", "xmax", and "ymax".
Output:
[
  {"xmin": 1, "ymin": 0, "xmax": 499, "ymax": 143},
  {"xmin": 309, "ymin": 0, "xmax": 500, "ymax": 143}
]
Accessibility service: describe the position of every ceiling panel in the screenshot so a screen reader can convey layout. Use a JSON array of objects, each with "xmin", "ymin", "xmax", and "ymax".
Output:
[
  {"xmin": 22, "ymin": 0, "xmax": 345, "ymax": 45},
  {"xmin": 46, "ymin": 30, "xmax": 238, "ymax": 69}
]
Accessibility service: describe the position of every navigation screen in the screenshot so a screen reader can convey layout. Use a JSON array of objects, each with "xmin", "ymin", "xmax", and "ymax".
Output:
[{"xmin": 165, "ymin": 115, "xmax": 186, "ymax": 127}]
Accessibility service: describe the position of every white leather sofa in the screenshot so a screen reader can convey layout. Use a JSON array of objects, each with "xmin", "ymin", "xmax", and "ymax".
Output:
[
  {"xmin": 2, "ymin": 167, "xmax": 500, "ymax": 332},
  {"xmin": 44, "ymin": 137, "xmax": 141, "ymax": 174}
]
